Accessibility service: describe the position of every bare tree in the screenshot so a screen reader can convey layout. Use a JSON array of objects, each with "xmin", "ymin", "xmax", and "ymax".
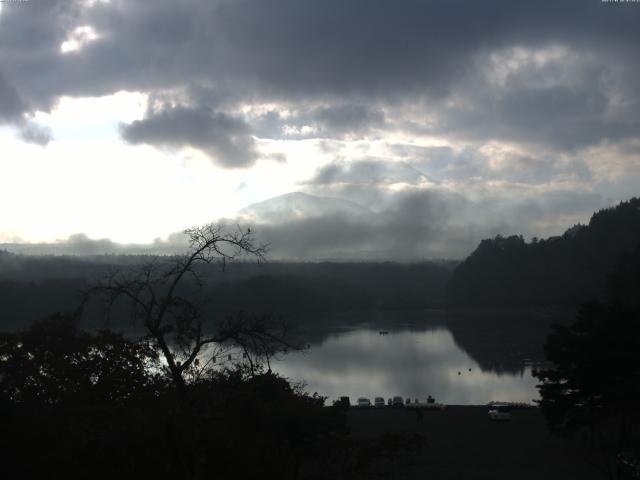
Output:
[{"xmin": 82, "ymin": 224, "xmax": 296, "ymax": 401}]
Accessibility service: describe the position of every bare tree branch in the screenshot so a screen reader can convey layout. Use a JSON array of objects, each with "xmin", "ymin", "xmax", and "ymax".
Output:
[{"xmin": 80, "ymin": 223, "xmax": 293, "ymax": 406}]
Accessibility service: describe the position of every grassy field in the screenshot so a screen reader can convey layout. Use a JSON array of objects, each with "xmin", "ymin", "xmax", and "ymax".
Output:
[{"xmin": 347, "ymin": 406, "xmax": 606, "ymax": 479}]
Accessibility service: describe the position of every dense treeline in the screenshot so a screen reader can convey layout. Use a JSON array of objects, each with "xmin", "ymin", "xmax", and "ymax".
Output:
[
  {"xmin": 448, "ymin": 197, "xmax": 640, "ymax": 306},
  {"xmin": 0, "ymin": 257, "xmax": 454, "ymax": 330},
  {"xmin": 209, "ymin": 261, "xmax": 453, "ymax": 316}
]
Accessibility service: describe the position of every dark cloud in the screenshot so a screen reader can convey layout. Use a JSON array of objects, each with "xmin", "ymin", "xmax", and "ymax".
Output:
[
  {"xmin": 388, "ymin": 144, "xmax": 593, "ymax": 185},
  {"xmin": 18, "ymin": 122, "xmax": 52, "ymax": 146},
  {"xmin": 234, "ymin": 187, "xmax": 593, "ymax": 260},
  {"xmin": 424, "ymin": 52, "xmax": 640, "ymax": 151},
  {"xmin": 507, "ymin": 191, "xmax": 607, "ymax": 229},
  {"xmin": 388, "ymin": 145, "xmax": 483, "ymax": 181},
  {"xmin": 252, "ymin": 104, "xmax": 385, "ymax": 140},
  {"xmin": 1, "ymin": 71, "xmax": 51, "ymax": 145},
  {"xmin": 307, "ymin": 159, "xmax": 433, "ymax": 186},
  {"xmin": 120, "ymin": 106, "xmax": 258, "ymax": 168},
  {"xmin": 492, "ymin": 153, "xmax": 592, "ymax": 185},
  {"xmin": 245, "ymin": 189, "xmax": 521, "ymax": 260},
  {"xmin": 221, "ymin": 189, "xmax": 481, "ymax": 259},
  {"xmin": 0, "ymin": 71, "xmax": 25, "ymax": 122},
  {"xmin": 310, "ymin": 104, "xmax": 385, "ymax": 138},
  {"xmin": 1, "ymin": 0, "xmax": 639, "ymax": 152}
]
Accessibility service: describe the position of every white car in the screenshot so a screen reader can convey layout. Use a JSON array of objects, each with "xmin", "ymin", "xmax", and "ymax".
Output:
[
  {"xmin": 356, "ymin": 397, "xmax": 372, "ymax": 408},
  {"xmin": 488, "ymin": 403, "xmax": 511, "ymax": 421},
  {"xmin": 374, "ymin": 397, "xmax": 386, "ymax": 408}
]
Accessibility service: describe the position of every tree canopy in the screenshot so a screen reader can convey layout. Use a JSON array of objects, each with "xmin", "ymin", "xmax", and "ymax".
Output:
[
  {"xmin": 449, "ymin": 197, "xmax": 640, "ymax": 306},
  {"xmin": 0, "ymin": 313, "xmax": 159, "ymax": 406},
  {"xmin": 534, "ymin": 243, "xmax": 640, "ymax": 452}
]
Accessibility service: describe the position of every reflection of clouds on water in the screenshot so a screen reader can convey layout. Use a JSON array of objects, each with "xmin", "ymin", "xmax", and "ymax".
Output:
[{"xmin": 273, "ymin": 328, "xmax": 539, "ymax": 405}]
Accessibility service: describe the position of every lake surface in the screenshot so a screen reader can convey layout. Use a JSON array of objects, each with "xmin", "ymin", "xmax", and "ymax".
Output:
[{"xmin": 273, "ymin": 325, "xmax": 541, "ymax": 405}]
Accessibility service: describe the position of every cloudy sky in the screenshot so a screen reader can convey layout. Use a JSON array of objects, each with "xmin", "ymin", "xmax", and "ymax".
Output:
[{"xmin": 1, "ymin": 0, "xmax": 639, "ymax": 259}]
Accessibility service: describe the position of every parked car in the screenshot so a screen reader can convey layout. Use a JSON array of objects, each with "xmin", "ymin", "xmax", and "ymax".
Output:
[
  {"xmin": 488, "ymin": 403, "xmax": 511, "ymax": 421},
  {"xmin": 357, "ymin": 397, "xmax": 372, "ymax": 408},
  {"xmin": 392, "ymin": 396, "xmax": 405, "ymax": 408},
  {"xmin": 374, "ymin": 397, "xmax": 386, "ymax": 408},
  {"xmin": 333, "ymin": 396, "xmax": 351, "ymax": 409}
]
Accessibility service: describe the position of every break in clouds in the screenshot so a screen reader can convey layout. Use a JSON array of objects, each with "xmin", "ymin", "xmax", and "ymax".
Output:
[{"xmin": 1, "ymin": 0, "xmax": 639, "ymax": 258}]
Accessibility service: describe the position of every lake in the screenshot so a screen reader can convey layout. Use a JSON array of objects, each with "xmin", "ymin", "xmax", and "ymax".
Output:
[{"xmin": 273, "ymin": 323, "xmax": 541, "ymax": 405}]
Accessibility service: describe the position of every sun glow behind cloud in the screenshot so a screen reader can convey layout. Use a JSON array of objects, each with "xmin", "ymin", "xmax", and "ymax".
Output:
[
  {"xmin": 60, "ymin": 26, "xmax": 99, "ymax": 54},
  {"xmin": 1, "ymin": 94, "xmax": 332, "ymax": 244}
]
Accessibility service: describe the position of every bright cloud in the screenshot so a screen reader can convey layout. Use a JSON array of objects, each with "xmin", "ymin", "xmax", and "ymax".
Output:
[{"xmin": 60, "ymin": 25, "xmax": 99, "ymax": 54}]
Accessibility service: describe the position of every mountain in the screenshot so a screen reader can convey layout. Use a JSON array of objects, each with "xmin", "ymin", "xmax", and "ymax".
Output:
[
  {"xmin": 237, "ymin": 191, "xmax": 374, "ymax": 224},
  {"xmin": 448, "ymin": 197, "xmax": 640, "ymax": 306}
]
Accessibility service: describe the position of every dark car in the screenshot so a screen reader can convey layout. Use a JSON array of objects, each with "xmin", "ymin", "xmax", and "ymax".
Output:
[{"xmin": 333, "ymin": 396, "xmax": 351, "ymax": 409}]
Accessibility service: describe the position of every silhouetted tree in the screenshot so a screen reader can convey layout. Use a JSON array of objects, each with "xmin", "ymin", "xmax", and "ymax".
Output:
[
  {"xmin": 607, "ymin": 243, "xmax": 640, "ymax": 310},
  {"xmin": 82, "ymin": 224, "xmax": 298, "ymax": 404},
  {"xmin": 0, "ymin": 312, "xmax": 159, "ymax": 406},
  {"xmin": 536, "ymin": 303, "xmax": 639, "ymax": 430},
  {"xmin": 535, "ymin": 245, "xmax": 640, "ymax": 466}
]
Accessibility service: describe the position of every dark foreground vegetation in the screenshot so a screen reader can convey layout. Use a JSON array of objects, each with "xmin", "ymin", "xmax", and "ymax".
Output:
[
  {"xmin": 0, "ymin": 314, "xmax": 344, "ymax": 478},
  {"xmin": 533, "ymin": 242, "xmax": 640, "ymax": 478}
]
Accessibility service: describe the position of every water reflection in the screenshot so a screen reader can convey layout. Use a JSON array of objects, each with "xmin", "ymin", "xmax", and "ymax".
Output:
[{"xmin": 273, "ymin": 327, "xmax": 540, "ymax": 405}]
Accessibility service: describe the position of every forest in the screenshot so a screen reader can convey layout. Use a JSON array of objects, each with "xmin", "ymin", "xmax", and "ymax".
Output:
[{"xmin": 448, "ymin": 197, "xmax": 640, "ymax": 306}]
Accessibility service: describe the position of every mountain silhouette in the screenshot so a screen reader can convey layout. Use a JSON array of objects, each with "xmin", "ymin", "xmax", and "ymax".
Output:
[{"xmin": 237, "ymin": 191, "xmax": 375, "ymax": 223}]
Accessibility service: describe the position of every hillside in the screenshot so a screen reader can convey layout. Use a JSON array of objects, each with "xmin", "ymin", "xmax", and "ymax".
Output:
[{"xmin": 447, "ymin": 197, "xmax": 640, "ymax": 306}]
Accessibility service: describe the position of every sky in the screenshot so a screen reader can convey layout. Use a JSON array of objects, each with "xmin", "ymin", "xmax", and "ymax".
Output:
[{"xmin": 1, "ymin": 0, "xmax": 639, "ymax": 259}]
